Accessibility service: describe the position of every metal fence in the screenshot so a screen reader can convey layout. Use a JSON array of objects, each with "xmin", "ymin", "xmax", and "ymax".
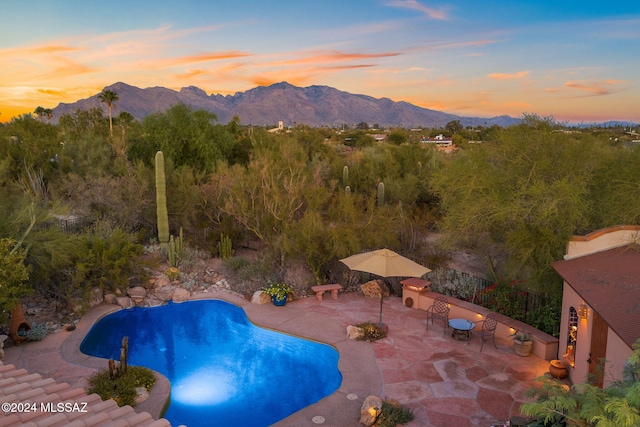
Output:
[{"xmin": 420, "ymin": 261, "xmax": 556, "ymax": 332}]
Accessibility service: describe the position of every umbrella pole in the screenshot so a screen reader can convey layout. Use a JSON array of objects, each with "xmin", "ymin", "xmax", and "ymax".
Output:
[{"xmin": 379, "ymin": 293, "xmax": 383, "ymax": 325}]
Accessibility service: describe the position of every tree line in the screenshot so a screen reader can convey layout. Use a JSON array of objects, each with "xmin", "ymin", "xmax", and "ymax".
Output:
[{"xmin": 1, "ymin": 104, "xmax": 639, "ymax": 313}]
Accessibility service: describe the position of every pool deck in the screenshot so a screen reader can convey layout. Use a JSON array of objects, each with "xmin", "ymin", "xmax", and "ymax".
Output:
[{"xmin": 2, "ymin": 291, "xmax": 553, "ymax": 426}]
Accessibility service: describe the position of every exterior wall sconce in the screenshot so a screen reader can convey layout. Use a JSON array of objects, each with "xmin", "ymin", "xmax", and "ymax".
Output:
[{"xmin": 578, "ymin": 303, "xmax": 588, "ymax": 319}]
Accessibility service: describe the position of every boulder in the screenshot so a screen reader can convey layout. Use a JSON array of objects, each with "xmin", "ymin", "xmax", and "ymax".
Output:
[
  {"xmin": 153, "ymin": 286, "xmax": 174, "ymax": 302},
  {"xmin": 251, "ymin": 290, "xmax": 272, "ymax": 304},
  {"xmin": 172, "ymin": 287, "xmax": 190, "ymax": 302},
  {"xmin": 359, "ymin": 395, "xmax": 383, "ymax": 426},
  {"xmin": 360, "ymin": 280, "xmax": 389, "ymax": 298},
  {"xmin": 347, "ymin": 325, "xmax": 364, "ymax": 340},
  {"xmin": 127, "ymin": 286, "xmax": 147, "ymax": 301},
  {"xmin": 144, "ymin": 298, "xmax": 164, "ymax": 307},
  {"xmin": 153, "ymin": 275, "xmax": 171, "ymax": 289},
  {"xmin": 104, "ymin": 293, "xmax": 118, "ymax": 304},
  {"xmin": 0, "ymin": 334, "xmax": 8, "ymax": 358},
  {"xmin": 115, "ymin": 297, "xmax": 134, "ymax": 308},
  {"xmin": 134, "ymin": 387, "xmax": 149, "ymax": 405},
  {"xmin": 89, "ymin": 287, "xmax": 103, "ymax": 307}
]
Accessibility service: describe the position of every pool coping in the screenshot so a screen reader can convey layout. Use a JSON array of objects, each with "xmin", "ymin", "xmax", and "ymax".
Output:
[{"xmin": 62, "ymin": 292, "xmax": 382, "ymax": 426}]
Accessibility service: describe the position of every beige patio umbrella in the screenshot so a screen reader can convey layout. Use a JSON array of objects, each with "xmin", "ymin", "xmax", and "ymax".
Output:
[{"xmin": 340, "ymin": 248, "xmax": 431, "ymax": 325}]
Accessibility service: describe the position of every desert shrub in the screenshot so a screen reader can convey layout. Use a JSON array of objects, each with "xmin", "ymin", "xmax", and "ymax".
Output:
[
  {"xmin": 376, "ymin": 400, "xmax": 414, "ymax": 427},
  {"xmin": 87, "ymin": 366, "xmax": 156, "ymax": 407},
  {"xmin": 72, "ymin": 221, "xmax": 145, "ymax": 294},
  {"xmin": 355, "ymin": 322, "xmax": 388, "ymax": 342},
  {"xmin": 222, "ymin": 255, "xmax": 280, "ymax": 296},
  {"xmin": 26, "ymin": 322, "xmax": 49, "ymax": 341},
  {"xmin": 177, "ymin": 246, "xmax": 209, "ymax": 274},
  {"xmin": 223, "ymin": 256, "xmax": 249, "ymax": 271}
]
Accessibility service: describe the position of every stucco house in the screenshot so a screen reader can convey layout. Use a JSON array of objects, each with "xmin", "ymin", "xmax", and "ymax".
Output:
[{"xmin": 552, "ymin": 225, "xmax": 640, "ymax": 387}]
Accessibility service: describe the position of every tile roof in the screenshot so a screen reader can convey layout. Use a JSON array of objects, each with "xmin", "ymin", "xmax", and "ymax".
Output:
[
  {"xmin": 552, "ymin": 244, "xmax": 640, "ymax": 348},
  {"xmin": 0, "ymin": 361, "xmax": 171, "ymax": 427}
]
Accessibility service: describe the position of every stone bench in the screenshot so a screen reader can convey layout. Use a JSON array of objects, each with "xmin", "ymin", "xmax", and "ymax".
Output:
[{"xmin": 311, "ymin": 284, "xmax": 343, "ymax": 301}]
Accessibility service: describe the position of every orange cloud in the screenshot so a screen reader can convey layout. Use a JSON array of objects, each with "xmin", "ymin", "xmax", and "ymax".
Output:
[
  {"xmin": 487, "ymin": 71, "xmax": 531, "ymax": 80},
  {"xmin": 250, "ymin": 74, "xmax": 312, "ymax": 88},
  {"xmin": 266, "ymin": 50, "xmax": 401, "ymax": 67},
  {"xmin": 386, "ymin": 0, "xmax": 449, "ymax": 20},
  {"xmin": 37, "ymin": 88, "xmax": 66, "ymax": 96},
  {"xmin": 147, "ymin": 51, "xmax": 253, "ymax": 69},
  {"xmin": 174, "ymin": 69, "xmax": 208, "ymax": 80},
  {"xmin": 564, "ymin": 79, "xmax": 625, "ymax": 96},
  {"xmin": 0, "ymin": 44, "xmax": 80, "ymax": 57}
]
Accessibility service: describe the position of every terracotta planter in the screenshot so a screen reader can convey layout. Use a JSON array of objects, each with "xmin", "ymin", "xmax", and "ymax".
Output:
[
  {"xmin": 513, "ymin": 339, "xmax": 533, "ymax": 357},
  {"xmin": 549, "ymin": 360, "xmax": 568, "ymax": 379}
]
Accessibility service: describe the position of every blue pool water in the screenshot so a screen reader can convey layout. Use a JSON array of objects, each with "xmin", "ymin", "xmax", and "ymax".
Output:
[{"xmin": 80, "ymin": 300, "xmax": 342, "ymax": 427}]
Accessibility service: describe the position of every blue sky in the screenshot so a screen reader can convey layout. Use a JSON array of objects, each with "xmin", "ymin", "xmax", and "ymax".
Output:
[{"xmin": 1, "ymin": 0, "xmax": 638, "ymax": 123}]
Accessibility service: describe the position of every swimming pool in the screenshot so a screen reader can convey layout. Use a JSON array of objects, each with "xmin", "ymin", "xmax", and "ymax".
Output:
[{"xmin": 80, "ymin": 299, "xmax": 342, "ymax": 427}]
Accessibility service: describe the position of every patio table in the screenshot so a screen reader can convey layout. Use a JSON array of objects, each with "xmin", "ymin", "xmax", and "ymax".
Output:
[{"xmin": 448, "ymin": 318, "xmax": 475, "ymax": 341}]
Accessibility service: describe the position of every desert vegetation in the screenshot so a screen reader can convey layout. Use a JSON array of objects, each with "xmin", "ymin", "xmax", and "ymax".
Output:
[{"xmin": 1, "ymin": 105, "xmax": 639, "ymax": 330}]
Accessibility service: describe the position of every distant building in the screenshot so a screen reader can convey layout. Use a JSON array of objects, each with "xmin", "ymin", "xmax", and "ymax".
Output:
[
  {"xmin": 268, "ymin": 121, "xmax": 285, "ymax": 133},
  {"xmin": 421, "ymin": 134, "xmax": 453, "ymax": 147}
]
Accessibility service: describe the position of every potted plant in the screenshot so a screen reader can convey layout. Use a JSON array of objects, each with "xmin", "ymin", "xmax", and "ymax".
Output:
[
  {"xmin": 511, "ymin": 329, "xmax": 533, "ymax": 357},
  {"xmin": 261, "ymin": 283, "xmax": 294, "ymax": 306}
]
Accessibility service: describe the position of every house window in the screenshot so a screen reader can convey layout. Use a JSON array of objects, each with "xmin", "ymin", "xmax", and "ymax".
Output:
[{"xmin": 566, "ymin": 306, "xmax": 578, "ymax": 366}]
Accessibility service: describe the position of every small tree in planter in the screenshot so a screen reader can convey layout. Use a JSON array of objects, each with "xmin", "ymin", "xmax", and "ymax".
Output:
[
  {"xmin": 261, "ymin": 283, "xmax": 293, "ymax": 306},
  {"xmin": 511, "ymin": 329, "xmax": 533, "ymax": 356}
]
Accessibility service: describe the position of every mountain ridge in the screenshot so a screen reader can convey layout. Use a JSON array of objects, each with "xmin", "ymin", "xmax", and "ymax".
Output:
[{"xmin": 51, "ymin": 81, "xmax": 520, "ymax": 128}]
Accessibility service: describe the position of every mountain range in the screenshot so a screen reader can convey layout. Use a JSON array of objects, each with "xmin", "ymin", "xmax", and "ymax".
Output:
[{"xmin": 51, "ymin": 81, "xmax": 520, "ymax": 128}]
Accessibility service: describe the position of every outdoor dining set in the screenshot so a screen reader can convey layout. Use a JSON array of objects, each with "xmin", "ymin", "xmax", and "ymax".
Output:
[{"xmin": 426, "ymin": 295, "xmax": 498, "ymax": 351}]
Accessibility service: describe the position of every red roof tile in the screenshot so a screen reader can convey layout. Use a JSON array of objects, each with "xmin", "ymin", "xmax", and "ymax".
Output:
[
  {"xmin": 552, "ymin": 244, "xmax": 640, "ymax": 348},
  {"xmin": 0, "ymin": 362, "xmax": 170, "ymax": 427}
]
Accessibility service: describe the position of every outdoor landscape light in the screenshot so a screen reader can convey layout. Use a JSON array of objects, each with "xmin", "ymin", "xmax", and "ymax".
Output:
[{"xmin": 578, "ymin": 303, "xmax": 588, "ymax": 319}]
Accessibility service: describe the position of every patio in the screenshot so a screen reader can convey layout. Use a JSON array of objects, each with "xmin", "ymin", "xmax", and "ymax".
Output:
[
  {"xmin": 2, "ymin": 290, "xmax": 552, "ymax": 427},
  {"xmin": 291, "ymin": 292, "xmax": 552, "ymax": 427}
]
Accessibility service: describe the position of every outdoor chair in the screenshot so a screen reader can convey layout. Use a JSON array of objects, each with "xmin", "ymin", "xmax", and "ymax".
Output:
[
  {"xmin": 479, "ymin": 313, "xmax": 498, "ymax": 352},
  {"xmin": 426, "ymin": 296, "xmax": 450, "ymax": 334}
]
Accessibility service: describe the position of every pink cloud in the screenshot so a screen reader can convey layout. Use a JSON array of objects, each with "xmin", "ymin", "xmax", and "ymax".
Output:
[
  {"xmin": 564, "ymin": 79, "xmax": 626, "ymax": 96},
  {"xmin": 487, "ymin": 71, "xmax": 531, "ymax": 80},
  {"xmin": 267, "ymin": 50, "xmax": 401, "ymax": 67},
  {"xmin": 141, "ymin": 51, "xmax": 252, "ymax": 69}
]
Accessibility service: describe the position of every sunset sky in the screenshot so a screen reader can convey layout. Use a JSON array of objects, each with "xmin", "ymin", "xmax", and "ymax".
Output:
[{"xmin": 1, "ymin": 0, "xmax": 638, "ymax": 124}]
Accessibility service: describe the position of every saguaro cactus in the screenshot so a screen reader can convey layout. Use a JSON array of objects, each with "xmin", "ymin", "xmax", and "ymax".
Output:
[
  {"xmin": 155, "ymin": 151, "xmax": 169, "ymax": 245},
  {"xmin": 343, "ymin": 165, "xmax": 349, "ymax": 187},
  {"xmin": 168, "ymin": 227, "xmax": 184, "ymax": 267},
  {"xmin": 345, "ymin": 185, "xmax": 351, "ymax": 195},
  {"xmin": 217, "ymin": 234, "xmax": 233, "ymax": 259},
  {"xmin": 377, "ymin": 181, "xmax": 385, "ymax": 208}
]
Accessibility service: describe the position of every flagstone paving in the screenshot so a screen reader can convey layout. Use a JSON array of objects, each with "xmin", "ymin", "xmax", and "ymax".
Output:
[{"xmin": 292, "ymin": 292, "xmax": 554, "ymax": 427}]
